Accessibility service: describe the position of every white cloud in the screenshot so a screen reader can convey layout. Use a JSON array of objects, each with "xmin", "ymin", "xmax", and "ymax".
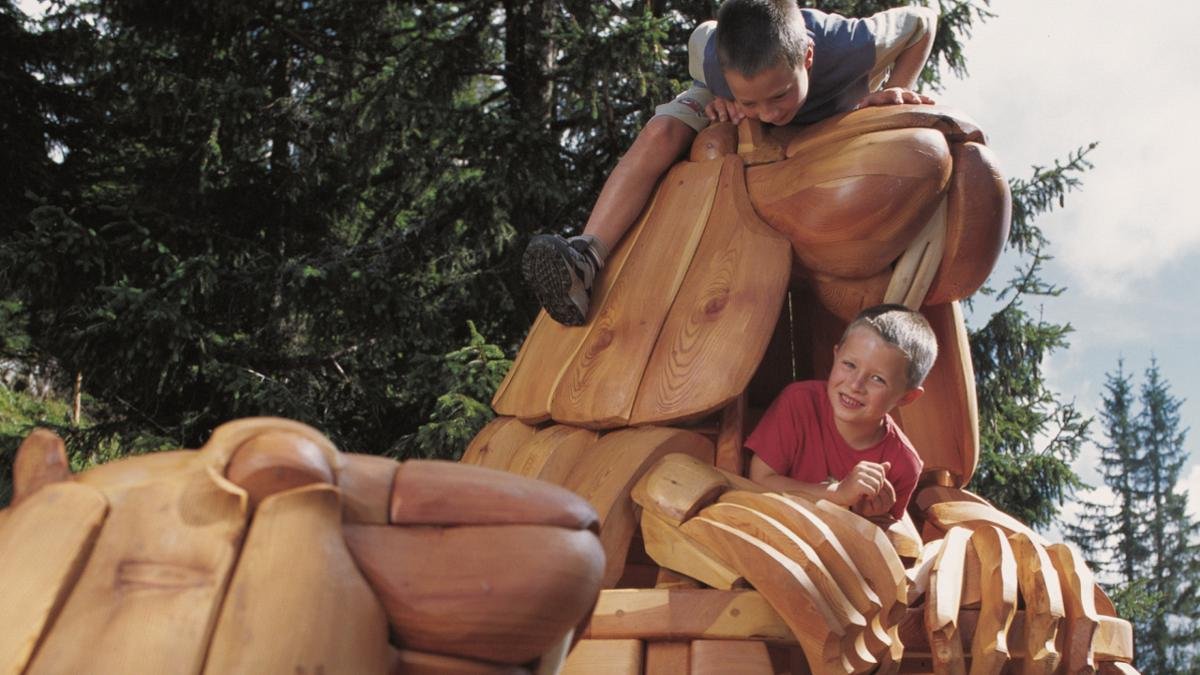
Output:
[{"xmin": 1183, "ymin": 463, "xmax": 1200, "ymax": 520}]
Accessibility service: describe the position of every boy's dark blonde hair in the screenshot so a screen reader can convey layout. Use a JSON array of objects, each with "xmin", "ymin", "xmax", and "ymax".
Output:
[
  {"xmin": 716, "ymin": 0, "xmax": 810, "ymax": 76},
  {"xmin": 841, "ymin": 304, "xmax": 938, "ymax": 388}
]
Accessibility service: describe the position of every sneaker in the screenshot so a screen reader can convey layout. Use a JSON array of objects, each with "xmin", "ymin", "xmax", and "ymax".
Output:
[{"xmin": 522, "ymin": 234, "xmax": 601, "ymax": 326}]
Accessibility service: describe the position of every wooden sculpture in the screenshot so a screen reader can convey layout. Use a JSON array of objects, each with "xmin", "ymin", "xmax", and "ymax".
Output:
[
  {"xmin": 479, "ymin": 104, "xmax": 1138, "ymax": 673},
  {"xmin": 0, "ymin": 418, "xmax": 604, "ymax": 674}
]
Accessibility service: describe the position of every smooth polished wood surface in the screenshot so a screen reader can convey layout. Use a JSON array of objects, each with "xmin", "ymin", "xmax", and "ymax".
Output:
[
  {"xmin": 506, "ymin": 424, "xmax": 600, "ymax": 485},
  {"xmin": 339, "ymin": 452, "xmax": 399, "ymax": 525},
  {"xmin": 10, "ymin": 428, "xmax": 70, "ymax": 506},
  {"xmin": 784, "ymin": 105, "xmax": 985, "ymax": 159},
  {"xmin": 225, "ymin": 429, "xmax": 335, "ymax": 508},
  {"xmin": 633, "ymin": 155, "xmax": 791, "ymax": 427},
  {"xmin": 389, "ymin": 648, "xmax": 531, "ymax": 675},
  {"xmin": 205, "ymin": 485, "xmax": 389, "ymax": 675},
  {"xmin": 632, "ymin": 452, "xmax": 732, "ymax": 527},
  {"xmin": 0, "ymin": 482, "xmax": 107, "ymax": 675},
  {"xmin": 459, "ymin": 416, "xmax": 538, "ymax": 468},
  {"xmin": 1046, "ymin": 543, "xmax": 1100, "ymax": 673}
]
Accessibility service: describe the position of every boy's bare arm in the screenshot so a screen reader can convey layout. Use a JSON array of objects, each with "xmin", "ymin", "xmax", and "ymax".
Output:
[
  {"xmin": 748, "ymin": 455, "xmax": 891, "ymax": 509},
  {"xmin": 857, "ymin": 11, "xmax": 937, "ymax": 108}
]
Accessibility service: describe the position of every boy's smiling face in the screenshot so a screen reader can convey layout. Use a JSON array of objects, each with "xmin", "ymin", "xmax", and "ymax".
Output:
[
  {"xmin": 827, "ymin": 326, "xmax": 923, "ymax": 446},
  {"xmin": 724, "ymin": 46, "xmax": 814, "ymax": 126}
]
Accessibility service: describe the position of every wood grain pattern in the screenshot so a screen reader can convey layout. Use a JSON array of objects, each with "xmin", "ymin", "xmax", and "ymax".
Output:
[
  {"xmin": 458, "ymin": 416, "xmax": 538, "ymax": 469},
  {"xmin": 784, "ymin": 104, "xmax": 985, "ymax": 159},
  {"xmin": 1046, "ymin": 543, "xmax": 1100, "ymax": 673},
  {"xmin": 29, "ymin": 465, "xmax": 247, "ymax": 675},
  {"xmin": 806, "ymin": 268, "xmax": 893, "ymax": 323},
  {"xmin": 224, "ymin": 428, "xmax": 335, "ymax": 507},
  {"xmin": 632, "ymin": 155, "xmax": 791, "ymax": 427},
  {"xmin": 884, "ymin": 197, "xmax": 947, "ymax": 309},
  {"xmin": 349, "ymin": 523, "xmax": 603, "ymax": 665},
  {"xmin": 925, "ymin": 501, "xmax": 1050, "ymax": 547},
  {"xmin": 585, "ymin": 588, "xmax": 793, "ymax": 643},
  {"xmin": 562, "ymin": 426, "xmax": 714, "ymax": 587},
  {"xmin": 505, "ymin": 424, "xmax": 600, "ymax": 485},
  {"xmin": 560, "ymin": 639, "xmax": 644, "ymax": 675},
  {"xmin": 926, "ymin": 526, "xmax": 973, "ymax": 675},
  {"xmin": 925, "ymin": 142, "xmax": 1011, "ymax": 306},
  {"xmin": 679, "ymin": 516, "xmax": 852, "ymax": 675},
  {"xmin": 641, "ymin": 510, "xmax": 746, "ymax": 590},
  {"xmin": 1008, "ymin": 532, "xmax": 1064, "ymax": 675},
  {"xmin": 339, "ymin": 452, "xmax": 399, "ymax": 525},
  {"xmin": 691, "ymin": 121, "xmax": 738, "ymax": 161},
  {"xmin": 632, "ymin": 452, "xmax": 732, "ymax": 527},
  {"xmin": 492, "ymin": 167, "xmax": 673, "ymax": 423},
  {"xmin": 10, "ymin": 428, "xmax": 70, "ymax": 506},
  {"xmin": 716, "ymin": 393, "xmax": 748, "ymax": 475},
  {"xmin": 746, "ymin": 127, "xmax": 951, "ymax": 279},
  {"xmin": 646, "ymin": 641, "xmax": 690, "ymax": 675},
  {"xmin": 969, "ymin": 526, "xmax": 1018, "ymax": 675},
  {"xmin": 915, "ymin": 485, "xmax": 992, "ymax": 512},
  {"xmin": 894, "ymin": 301, "xmax": 978, "ymax": 486},
  {"xmin": 0, "ymin": 482, "xmax": 107, "ymax": 675},
  {"xmin": 205, "ymin": 485, "xmax": 389, "ymax": 675},
  {"xmin": 690, "ymin": 639, "xmax": 776, "ymax": 675},
  {"xmin": 551, "ymin": 160, "xmax": 724, "ymax": 428}
]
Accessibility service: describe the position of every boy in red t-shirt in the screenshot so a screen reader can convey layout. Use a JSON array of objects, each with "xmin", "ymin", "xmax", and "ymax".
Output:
[{"xmin": 745, "ymin": 304, "xmax": 937, "ymax": 522}]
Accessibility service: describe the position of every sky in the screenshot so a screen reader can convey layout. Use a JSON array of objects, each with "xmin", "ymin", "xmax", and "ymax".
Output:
[{"xmin": 936, "ymin": 0, "xmax": 1200, "ymax": 526}]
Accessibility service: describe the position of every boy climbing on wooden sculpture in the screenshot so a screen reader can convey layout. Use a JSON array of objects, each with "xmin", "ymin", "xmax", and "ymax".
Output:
[
  {"xmin": 746, "ymin": 304, "xmax": 935, "ymax": 523},
  {"xmin": 523, "ymin": 0, "xmax": 937, "ymax": 325}
]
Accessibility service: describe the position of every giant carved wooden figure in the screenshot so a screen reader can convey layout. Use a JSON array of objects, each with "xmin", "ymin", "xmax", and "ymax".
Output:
[
  {"xmin": 0, "ymin": 105, "xmax": 1137, "ymax": 674},
  {"xmin": 480, "ymin": 105, "xmax": 1137, "ymax": 675}
]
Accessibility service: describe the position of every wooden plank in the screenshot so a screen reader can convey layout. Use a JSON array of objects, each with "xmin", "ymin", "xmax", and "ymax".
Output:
[
  {"xmin": 339, "ymin": 452, "xmax": 399, "ymax": 525},
  {"xmin": 29, "ymin": 465, "xmax": 247, "ymax": 675},
  {"xmin": 493, "ymin": 167, "xmax": 671, "ymax": 424},
  {"xmin": 924, "ymin": 501, "xmax": 1049, "ymax": 547},
  {"xmin": 690, "ymin": 639, "xmax": 775, "ymax": 675},
  {"xmin": 632, "ymin": 452, "xmax": 732, "ymax": 527},
  {"xmin": 561, "ymin": 639, "xmax": 643, "ymax": 675},
  {"xmin": 926, "ymin": 142, "xmax": 1011, "ymax": 306},
  {"xmin": 641, "ymin": 509, "xmax": 745, "ymax": 590},
  {"xmin": 10, "ymin": 428, "xmax": 70, "ymax": 506},
  {"xmin": 894, "ymin": 301, "xmax": 978, "ymax": 486},
  {"xmin": 585, "ymin": 588, "xmax": 793, "ymax": 643},
  {"xmin": 968, "ymin": 526, "xmax": 1018, "ymax": 675},
  {"xmin": 205, "ymin": 485, "xmax": 388, "ymax": 674},
  {"xmin": 506, "ymin": 424, "xmax": 600, "ymax": 485},
  {"xmin": 0, "ymin": 482, "xmax": 107, "ymax": 675},
  {"xmin": 697, "ymin": 502, "xmax": 874, "ymax": 673},
  {"xmin": 347, "ymin": 523, "xmax": 603, "ymax": 665},
  {"xmin": 1008, "ymin": 532, "xmax": 1063, "ymax": 675},
  {"xmin": 563, "ymin": 426, "xmax": 714, "ymax": 587},
  {"xmin": 1046, "ymin": 543, "xmax": 1099, "ymax": 673},
  {"xmin": 390, "ymin": 459, "xmax": 599, "ymax": 531},
  {"xmin": 718, "ymin": 492, "xmax": 889, "ymax": 659},
  {"xmin": 646, "ymin": 641, "xmax": 690, "ymax": 675},
  {"xmin": 632, "ymin": 155, "xmax": 791, "ymax": 427},
  {"xmin": 458, "ymin": 416, "xmax": 538, "ymax": 470},
  {"xmin": 679, "ymin": 517, "xmax": 852, "ymax": 675},
  {"xmin": 926, "ymin": 526, "xmax": 973, "ymax": 675},
  {"xmin": 389, "ymin": 648, "xmax": 530, "ymax": 674},
  {"xmin": 551, "ymin": 159, "xmax": 725, "ymax": 428},
  {"xmin": 746, "ymin": 128, "xmax": 951, "ymax": 280}
]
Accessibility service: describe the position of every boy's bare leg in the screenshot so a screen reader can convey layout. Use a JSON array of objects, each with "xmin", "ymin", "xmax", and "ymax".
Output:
[{"xmin": 524, "ymin": 115, "xmax": 696, "ymax": 325}]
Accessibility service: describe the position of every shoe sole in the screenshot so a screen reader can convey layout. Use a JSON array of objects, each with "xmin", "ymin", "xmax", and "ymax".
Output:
[{"xmin": 522, "ymin": 236, "xmax": 588, "ymax": 326}]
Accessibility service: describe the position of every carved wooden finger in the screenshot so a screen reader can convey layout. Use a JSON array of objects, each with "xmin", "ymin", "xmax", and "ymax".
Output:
[
  {"xmin": 506, "ymin": 424, "xmax": 599, "ymax": 485},
  {"xmin": 907, "ymin": 538, "xmax": 944, "ymax": 606},
  {"xmin": 338, "ymin": 452, "xmax": 399, "ymax": 525},
  {"xmin": 198, "ymin": 416, "xmax": 344, "ymax": 474},
  {"xmin": 924, "ymin": 501, "xmax": 1050, "ymax": 547},
  {"xmin": 1093, "ymin": 616, "xmax": 1134, "ymax": 663},
  {"xmin": 679, "ymin": 516, "xmax": 853, "ymax": 675},
  {"xmin": 390, "ymin": 459, "xmax": 599, "ymax": 531},
  {"xmin": 562, "ymin": 426, "xmax": 714, "ymax": 587},
  {"xmin": 584, "ymin": 588, "xmax": 793, "ymax": 643},
  {"xmin": 1046, "ymin": 543, "xmax": 1099, "ymax": 673},
  {"xmin": 884, "ymin": 197, "xmax": 947, "ymax": 310},
  {"xmin": 459, "ymin": 416, "xmax": 538, "ymax": 469},
  {"xmin": 347, "ymin": 523, "xmax": 604, "ymax": 665},
  {"xmin": 784, "ymin": 105, "xmax": 985, "ymax": 159},
  {"xmin": 0, "ymin": 482, "xmax": 107, "ymax": 674},
  {"xmin": 11, "ymin": 428, "xmax": 70, "ymax": 505},
  {"xmin": 1008, "ymin": 532, "xmax": 1064, "ymax": 675},
  {"xmin": 640, "ymin": 509, "xmax": 745, "ymax": 590},
  {"xmin": 225, "ymin": 428, "xmax": 335, "ymax": 508},
  {"xmin": 698, "ymin": 502, "xmax": 875, "ymax": 672},
  {"xmin": 29, "ymin": 465, "xmax": 246, "ymax": 675},
  {"xmin": 717, "ymin": 492, "xmax": 890, "ymax": 657},
  {"xmin": 926, "ymin": 526, "xmax": 973, "ymax": 675},
  {"xmin": 915, "ymin": 485, "xmax": 992, "ymax": 512},
  {"xmin": 632, "ymin": 452, "xmax": 732, "ymax": 526},
  {"xmin": 968, "ymin": 526, "xmax": 1018, "ymax": 675},
  {"xmin": 206, "ymin": 485, "xmax": 388, "ymax": 674}
]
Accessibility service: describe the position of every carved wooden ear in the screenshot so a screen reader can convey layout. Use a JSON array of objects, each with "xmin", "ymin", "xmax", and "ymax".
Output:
[
  {"xmin": 225, "ymin": 430, "xmax": 335, "ymax": 508},
  {"xmin": 12, "ymin": 428, "xmax": 71, "ymax": 506}
]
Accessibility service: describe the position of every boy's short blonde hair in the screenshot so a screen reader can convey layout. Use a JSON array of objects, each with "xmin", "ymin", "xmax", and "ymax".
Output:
[
  {"xmin": 841, "ymin": 304, "xmax": 937, "ymax": 388},
  {"xmin": 716, "ymin": 0, "xmax": 810, "ymax": 76}
]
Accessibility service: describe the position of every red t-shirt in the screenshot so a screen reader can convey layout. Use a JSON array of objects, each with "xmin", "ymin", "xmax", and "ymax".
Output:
[{"xmin": 745, "ymin": 380, "xmax": 923, "ymax": 519}]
